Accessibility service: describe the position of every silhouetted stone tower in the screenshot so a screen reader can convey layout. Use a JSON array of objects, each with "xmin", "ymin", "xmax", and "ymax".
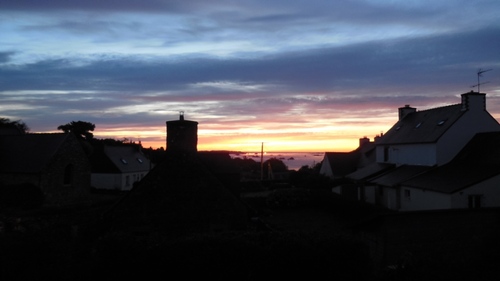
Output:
[{"xmin": 166, "ymin": 111, "xmax": 198, "ymax": 154}]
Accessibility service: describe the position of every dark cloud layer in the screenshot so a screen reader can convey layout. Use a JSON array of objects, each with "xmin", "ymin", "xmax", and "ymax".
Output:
[{"xmin": 1, "ymin": 26, "xmax": 498, "ymax": 95}]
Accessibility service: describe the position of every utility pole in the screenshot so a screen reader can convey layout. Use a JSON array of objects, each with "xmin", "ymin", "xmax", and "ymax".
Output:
[{"xmin": 260, "ymin": 142, "xmax": 264, "ymax": 181}]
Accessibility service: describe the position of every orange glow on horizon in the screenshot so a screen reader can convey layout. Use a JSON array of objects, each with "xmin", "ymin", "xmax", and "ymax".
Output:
[{"xmin": 92, "ymin": 126, "xmax": 385, "ymax": 153}]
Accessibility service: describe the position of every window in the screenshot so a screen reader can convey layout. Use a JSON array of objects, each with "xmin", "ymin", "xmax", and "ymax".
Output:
[
  {"xmin": 120, "ymin": 158, "xmax": 128, "ymax": 164},
  {"xmin": 468, "ymin": 195, "xmax": 482, "ymax": 208},
  {"xmin": 125, "ymin": 175, "xmax": 130, "ymax": 186},
  {"xmin": 384, "ymin": 146, "xmax": 389, "ymax": 162},
  {"xmin": 137, "ymin": 158, "xmax": 143, "ymax": 163},
  {"xmin": 437, "ymin": 119, "xmax": 447, "ymax": 126}
]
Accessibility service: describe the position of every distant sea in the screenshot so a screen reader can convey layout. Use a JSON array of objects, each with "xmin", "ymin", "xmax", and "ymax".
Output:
[{"xmin": 230, "ymin": 152, "xmax": 325, "ymax": 171}]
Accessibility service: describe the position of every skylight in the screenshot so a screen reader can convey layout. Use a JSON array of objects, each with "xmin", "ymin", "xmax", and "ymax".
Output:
[
  {"xmin": 437, "ymin": 119, "xmax": 447, "ymax": 126},
  {"xmin": 120, "ymin": 158, "xmax": 128, "ymax": 164},
  {"xmin": 137, "ymin": 158, "xmax": 143, "ymax": 163}
]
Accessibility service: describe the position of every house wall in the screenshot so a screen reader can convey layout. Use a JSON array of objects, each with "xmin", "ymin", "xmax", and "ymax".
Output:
[
  {"xmin": 0, "ymin": 134, "xmax": 91, "ymax": 206},
  {"xmin": 92, "ymin": 171, "xmax": 148, "ymax": 191},
  {"xmin": 91, "ymin": 173, "xmax": 123, "ymax": 190},
  {"xmin": 437, "ymin": 110, "xmax": 500, "ymax": 165},
  {"xmin": 379, "ymin": 186, "xmax": 398, "ymax": 210},
  {"xmin": 399, "ymin": 186, "xmax": 452, "ymax": 211},
  {"xmin": 376, "ymin": 143, "xmax": 436, "ymax": 166},
  {"xmin": 41, "ymin": 136, "xmax": 91, "ymax": 206},
  {"xmin": 362, "ymin": 185, "xmax": 377, "ymax": 204},
  {"xmin": 319, "ymin": 157, "xmax": 334, "ymax": 179},
  {"xmin": 451, "ymin": 175, "xmax": 500, "ymax": 208},
  {"xmin": 332, "ymin": 185, "xmax": 341, "ymax": 194}
]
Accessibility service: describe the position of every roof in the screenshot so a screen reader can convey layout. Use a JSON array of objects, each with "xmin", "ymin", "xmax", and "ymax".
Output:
[
  {"xmin": 91, "ymin": 145, "xmax": 150, "ymax": 173},
  {"xmin": 402, "ymin": 131, "xmax": 500, "ymax": 193},
  {"xmin": 377, "ymin": 104, "xmax": 464, "ymax": 145},
  {"xmin": 369, "ymin": 165, "xmax": 432, "ymax": 187},
  {"xmin": 0, "ymin": 133, "xmax": 72, "ymax": 173},
  {"xmin": 346, "ymin": 162, "xmax": 394, "ymax": 181},
  {"xmin": 323, "ymin": 142, "xmax": 376, "ymax": 177},
  {"xmin": 323, "ymin": 152, "xmax": 361, "ymax": 177}
]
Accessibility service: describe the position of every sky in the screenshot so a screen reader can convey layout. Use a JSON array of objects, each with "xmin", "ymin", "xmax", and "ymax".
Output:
[{"xmin": 1, "ymin": 0, "xmax": 499, "ymax": 152}]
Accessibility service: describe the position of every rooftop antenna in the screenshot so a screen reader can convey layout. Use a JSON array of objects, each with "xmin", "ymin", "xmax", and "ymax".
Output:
[{"xmin": 471, "ymin": 68, "xmax": 492, "ymax": 93}]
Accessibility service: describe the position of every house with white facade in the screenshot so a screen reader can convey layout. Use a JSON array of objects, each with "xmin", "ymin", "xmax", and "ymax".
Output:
[
  {"xmin": 91, "ymin": 145, "xmax": 151, "ymax": 191},
  {"xmin": 346, "ymin": 91, "xmax": 500, "ymax": 210},
  {"xmin": 376, "ymin": 91, "xmax": 500, "ymax": 166}
]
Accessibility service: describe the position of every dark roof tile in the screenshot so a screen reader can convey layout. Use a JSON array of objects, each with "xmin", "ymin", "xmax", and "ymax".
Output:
[{"xmin": 377, "ymin": 104, "xmax": 463, "ymax": 145}]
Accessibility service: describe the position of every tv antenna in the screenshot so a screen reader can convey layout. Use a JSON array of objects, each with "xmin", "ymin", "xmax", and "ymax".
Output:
[{"xmin": 471, "ymin": 68, "xmax": 492, "ymax": 93}]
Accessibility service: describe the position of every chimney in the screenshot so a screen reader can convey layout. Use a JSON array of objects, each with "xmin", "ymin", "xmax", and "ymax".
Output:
[
  {"xmin": 398, "ymin": 105, "xmax": 416, "ymax": 121},
  {"xmin": 166, "ymin": 112, "xmax": 198, "ymax": 154},
  {"xmin": 461, "ymin": 91, "xmax": 486, "ymax": 112},
  {"xmin": 359, "ymin": 136, "xmax": 370, "ymax": 147}
]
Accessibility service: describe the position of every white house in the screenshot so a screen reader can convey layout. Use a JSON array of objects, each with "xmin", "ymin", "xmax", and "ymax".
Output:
[
  {"xmin": 91, "ymin": 145, "xmax": 151, "ymax": 191},
  {"xmin": 346, "ymin": 91, "xmax": 500, "ymax": 211},
  {"xmin": 375, "ymin": 91, "xmax": 500, "ymax": 166}
]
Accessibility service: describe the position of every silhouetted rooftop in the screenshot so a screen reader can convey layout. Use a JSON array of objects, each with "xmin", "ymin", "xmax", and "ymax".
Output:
[
  {"xmin": 91, "ymin": 145, "xmax": 150, "ymax": 173},
  {"xmin": 377, "ymin": 104, "xmax": 463, "ymax": 145},
  {"xmin": 0, "ymin": 133, "xmax": 72, "ymax": 173},
  {"xmin": 368, "ymin": 165, "xmax": 432, "ymax": 187}
]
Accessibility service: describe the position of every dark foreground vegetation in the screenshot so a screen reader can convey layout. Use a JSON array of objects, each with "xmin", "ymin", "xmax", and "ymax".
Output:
[
  {"xmin": 2, "ymin": 188, "xmax": 500, "ymax": 280},
  {"xmin": 0, "ymin": 191, "xmax": 371, "ymax": 280}
]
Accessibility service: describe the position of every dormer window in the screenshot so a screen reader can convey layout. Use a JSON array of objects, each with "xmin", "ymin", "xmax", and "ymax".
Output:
[{"xmin": 120, "ymin": 158, "xmax": 128, "ymax": 164}]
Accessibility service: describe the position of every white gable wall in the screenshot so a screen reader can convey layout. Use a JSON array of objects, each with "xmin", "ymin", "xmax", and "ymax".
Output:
[{"xmin": 319, "ymin": 156, "xmax": 334, "ymax": 179}]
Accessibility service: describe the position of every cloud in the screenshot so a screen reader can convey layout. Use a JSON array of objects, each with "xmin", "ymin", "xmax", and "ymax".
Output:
[
  {"xmin": 0, "ymin": 52, "xmax": 15, "ymax": 63},
  {"xmin": 2, "ymin": 25, "xmax": 498, "ymax": 95},
  {"xmin": 1, "ymin": 1, "xmax": 499, "ymax": 150}
]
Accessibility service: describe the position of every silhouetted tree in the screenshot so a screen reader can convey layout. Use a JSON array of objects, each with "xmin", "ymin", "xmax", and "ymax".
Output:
[
  {"xmin": 57, "ymin": 120, "xmax": 95, "ymax": 140},
  {"xmin": 232, "ymin": 157, "xmax": 260, "ymax": 172},
  {"xmin": 0, "ymin": 117, "xmax": 30, "ymax": 134},
  {"xmin": 290, "ymin": 162, "xmax": 331, "ymax": 190},
  {"xmin": 262, "ymin": 158, "xmax": 288, "ymax": 180}
]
